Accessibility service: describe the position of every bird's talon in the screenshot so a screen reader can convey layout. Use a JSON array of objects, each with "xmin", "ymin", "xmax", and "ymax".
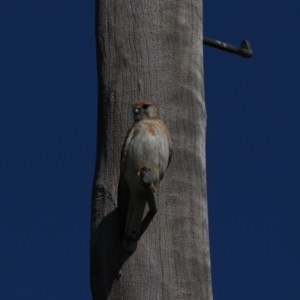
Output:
[
  {"xmin": 149, "ymin": 183, "xmax": 157, "ymax": 192},
  {"xmin": 137, "ymin": 166, "xmax": 151, "ymax": 177}
]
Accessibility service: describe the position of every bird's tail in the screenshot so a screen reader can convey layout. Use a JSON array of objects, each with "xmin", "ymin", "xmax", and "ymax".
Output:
[{"xmin": 123, "ymin": 192, "xmax": 147, "ymax": 252}]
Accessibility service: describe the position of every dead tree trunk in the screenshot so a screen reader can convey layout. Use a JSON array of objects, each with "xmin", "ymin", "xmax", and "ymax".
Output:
[{"xmin": 90, "ymin": 0, "xmax": 213, "ymax": 299}]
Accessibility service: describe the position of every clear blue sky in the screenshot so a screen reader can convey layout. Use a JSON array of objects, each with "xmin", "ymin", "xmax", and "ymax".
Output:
[{"xmin": 1, "ymin": 1, "xmax": 299, "ymax": 299}]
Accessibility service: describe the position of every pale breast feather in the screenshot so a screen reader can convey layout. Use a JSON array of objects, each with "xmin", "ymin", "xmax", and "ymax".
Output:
[{"xmin": 126, "ymin": 119, "xmax": 170, "ymax": 180}]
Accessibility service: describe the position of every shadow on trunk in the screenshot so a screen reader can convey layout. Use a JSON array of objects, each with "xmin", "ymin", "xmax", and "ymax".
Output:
[{"xmin": 90, "ymin": 208, "xmax": 131, "ymax": 299}]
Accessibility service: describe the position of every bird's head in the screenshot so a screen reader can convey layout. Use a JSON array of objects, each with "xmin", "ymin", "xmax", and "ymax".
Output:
[{"xmin": 132, "ymin": 100, "xmax": 159, "ymax": 122}]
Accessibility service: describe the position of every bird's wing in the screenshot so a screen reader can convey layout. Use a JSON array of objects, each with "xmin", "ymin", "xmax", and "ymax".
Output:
[
  {"xmin": 159, "ymin": 121, "xmax": 172, "ymax": 181},
  {"xmin": 120, "ymin": 125, "xmax": 136, "ymax": 171},
  {"xmin": 167, "ymin": 134, "xmax": 172, "ymax": 169},
  {"xmin": 118, "ymin": 124, "xmax": 136, "ymax": 238}
]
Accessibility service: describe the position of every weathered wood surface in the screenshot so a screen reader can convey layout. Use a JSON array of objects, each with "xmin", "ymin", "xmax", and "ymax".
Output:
[{"xmin": 91, "ymin": 0, "xmax": 213, "ymax": 299}]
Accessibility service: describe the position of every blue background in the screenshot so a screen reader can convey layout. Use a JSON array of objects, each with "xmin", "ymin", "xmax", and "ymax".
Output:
[{"xmin": 1, "ymin": 1, "xmax": 299, "ymax": 299}]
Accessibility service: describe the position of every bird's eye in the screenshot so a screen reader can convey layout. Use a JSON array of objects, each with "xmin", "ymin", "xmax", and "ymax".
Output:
[{"xmin": 142, "ymin": 104, "xmax": 149, "ymax": 109}]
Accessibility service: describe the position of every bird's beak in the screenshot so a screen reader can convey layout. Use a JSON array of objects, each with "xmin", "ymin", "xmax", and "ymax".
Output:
[{"xmin": 134, "ymin": 108, "xmax": 140, "ymax": 115}]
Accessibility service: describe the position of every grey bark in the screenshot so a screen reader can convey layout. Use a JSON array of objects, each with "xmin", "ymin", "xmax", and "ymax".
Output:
[{"xmin": 90, "ymin": 0, "xmax": 213, "ymax": 299}]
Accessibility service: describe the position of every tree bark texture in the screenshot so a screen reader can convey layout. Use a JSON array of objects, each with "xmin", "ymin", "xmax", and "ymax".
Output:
[{"xmin": 91, "ymin": 0, "xmax": 213, "ymax": 299}]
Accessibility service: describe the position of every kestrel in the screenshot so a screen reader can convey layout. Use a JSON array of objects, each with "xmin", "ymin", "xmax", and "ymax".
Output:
[{"xmin": 118, "ymin": 100, "xmax": 172, "ymax": 252}]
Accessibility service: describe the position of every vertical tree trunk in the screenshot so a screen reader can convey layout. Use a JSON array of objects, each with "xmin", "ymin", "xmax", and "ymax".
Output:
[{"xmin": 90, "ymin": 0, "xmax": 213, "ymax": 299}]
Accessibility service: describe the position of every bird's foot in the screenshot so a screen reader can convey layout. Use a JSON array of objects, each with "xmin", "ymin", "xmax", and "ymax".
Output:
[
  {"xmin": 149, "ymin": 183, "xmax": 156, "ymax": 192},
  {"xmin": 137, "ymin": 166, "xmax": 151, "ymax": 177},
  {"xmin": 137, "ymin": 167, "xmax": 156, "ymax": 192}
]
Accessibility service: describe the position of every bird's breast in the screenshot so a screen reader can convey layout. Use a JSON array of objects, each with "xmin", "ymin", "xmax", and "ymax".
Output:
[{"xmin": 126, "ymin": 120, "xmax": 170, "ymax": 181}]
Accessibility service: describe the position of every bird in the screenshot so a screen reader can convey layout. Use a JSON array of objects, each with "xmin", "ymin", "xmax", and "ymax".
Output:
[{"xmin": 118, "ymin": 99, "xmax": 172, "ymax": 252}]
